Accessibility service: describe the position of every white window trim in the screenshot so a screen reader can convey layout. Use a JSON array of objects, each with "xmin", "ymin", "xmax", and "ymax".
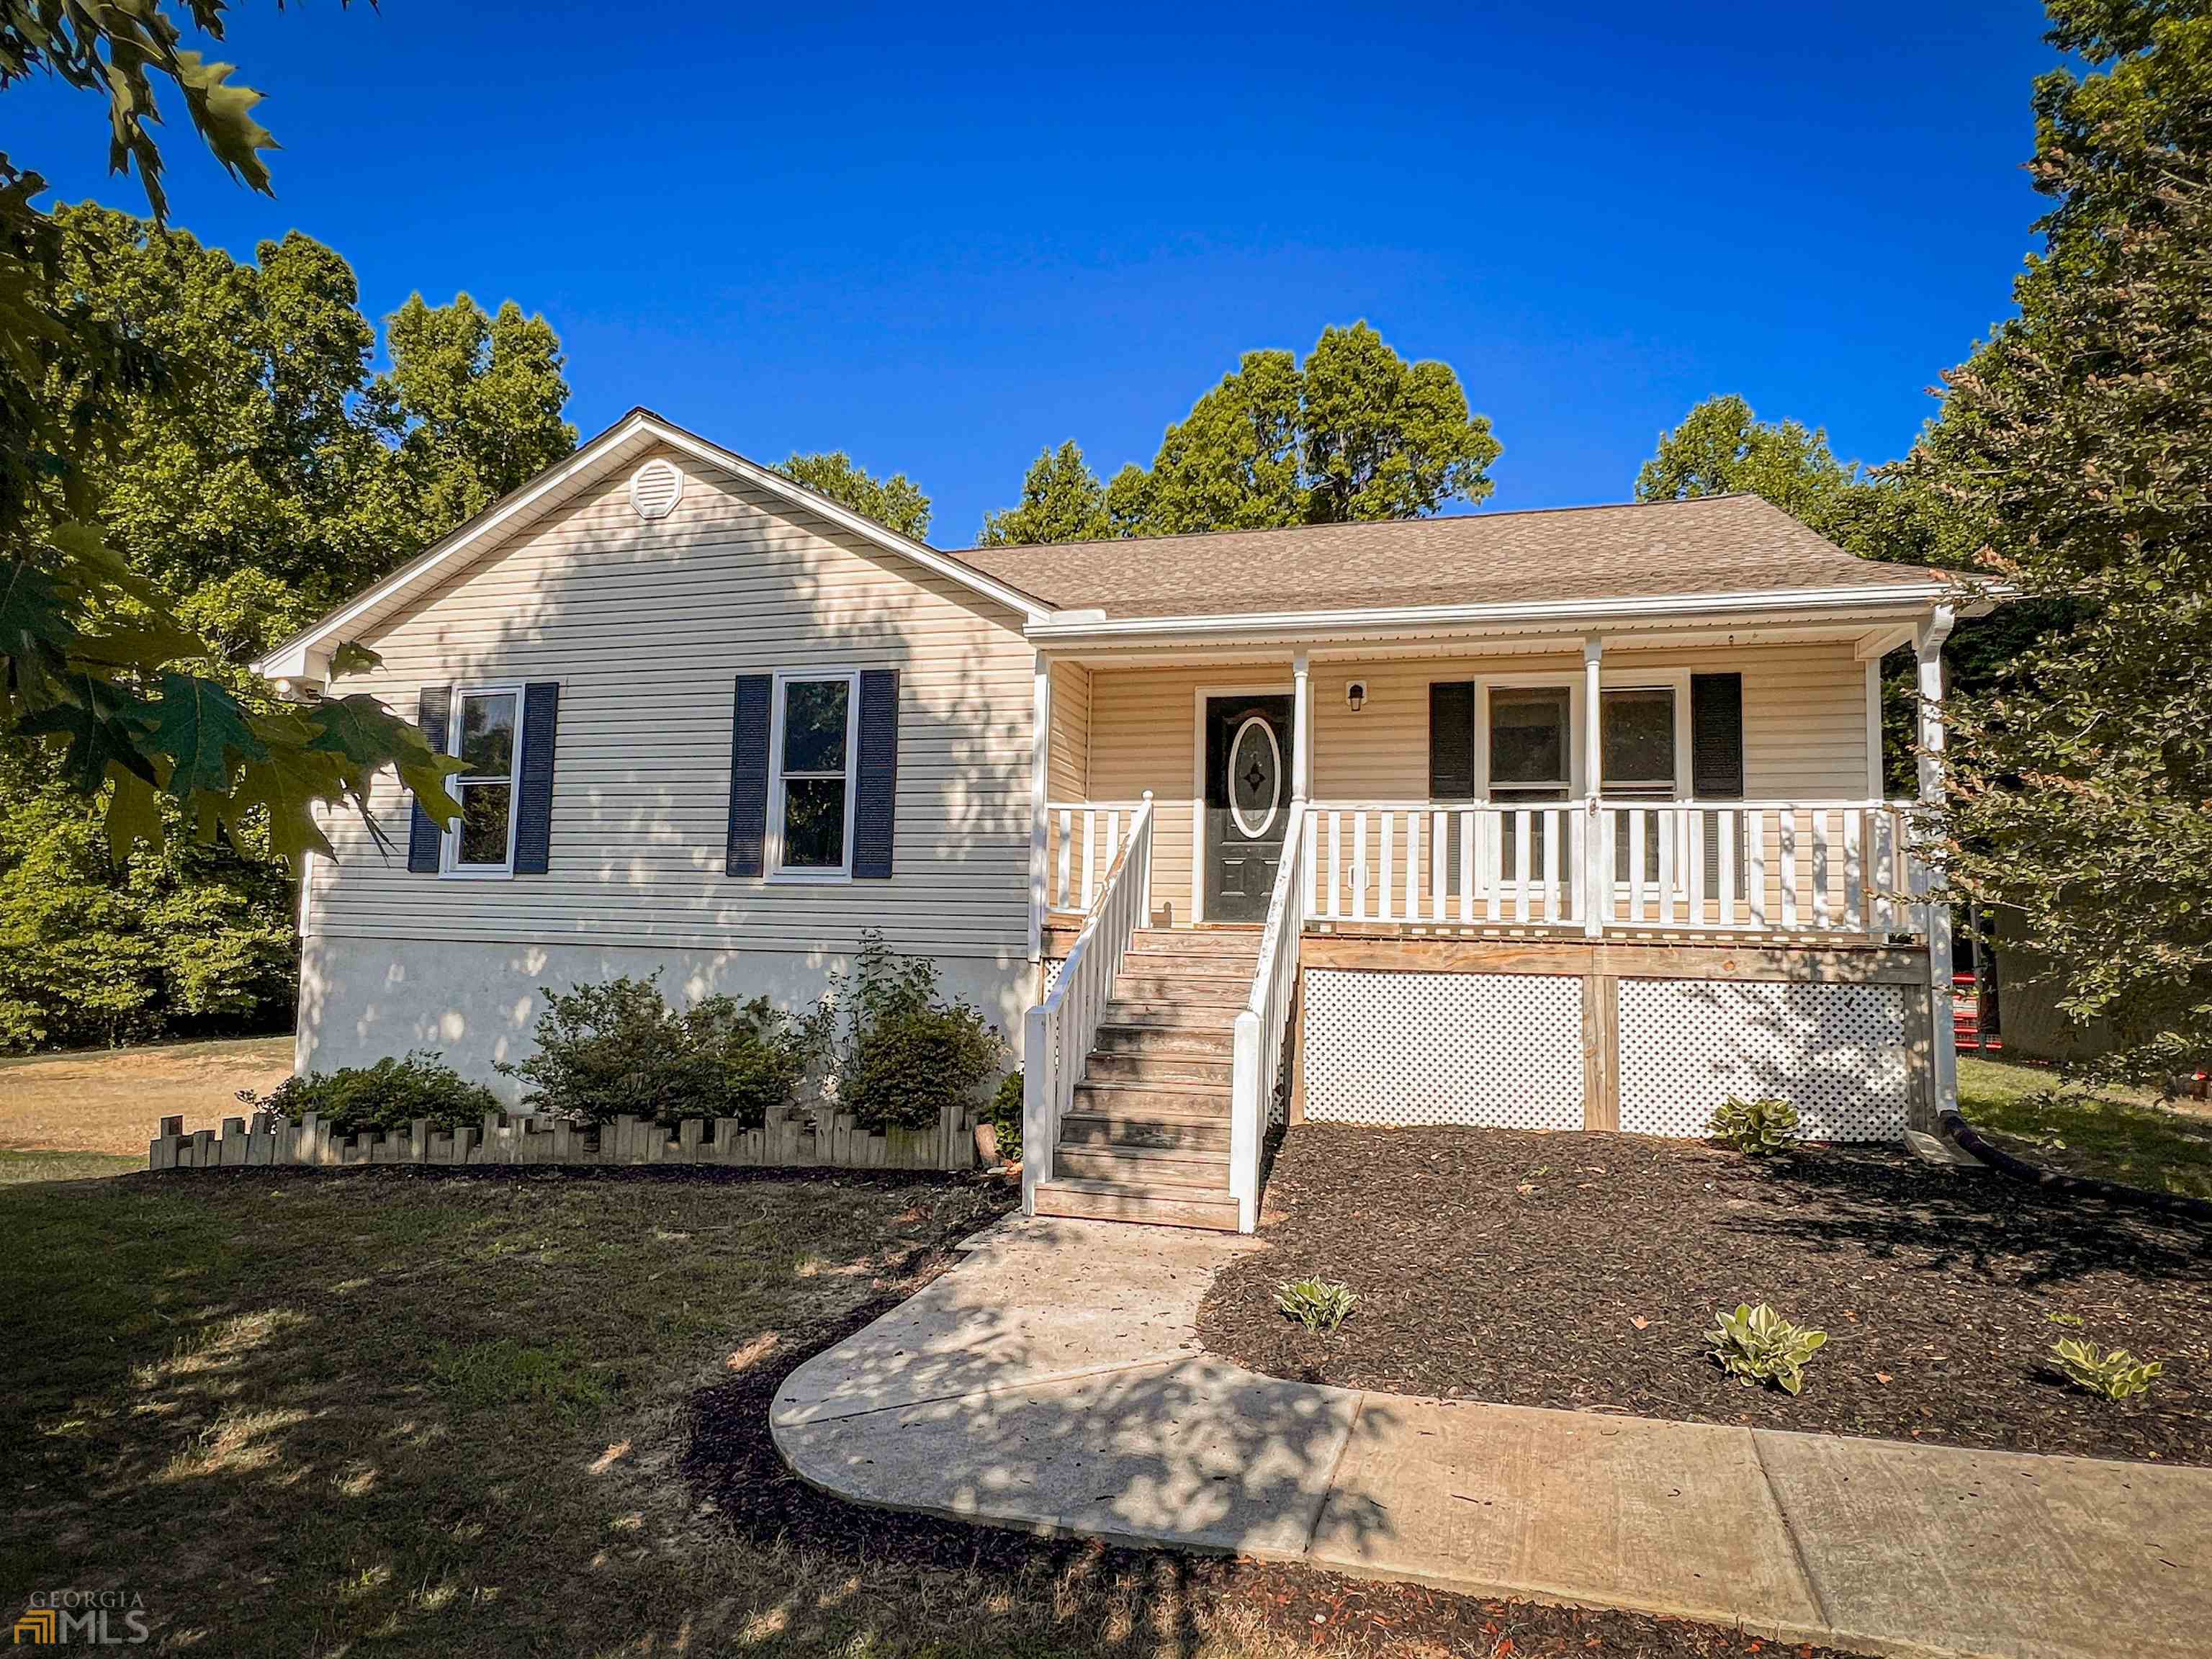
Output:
[
  {"xmin": 441, "ymin": 681, "xmax": 525, "ymax": 880},
  {"xmin": 765, "ymin": 668, "xmax": 861, "ymax": 884},
  {"xmin": 1464, "ymin": 667, "xmax": 1694, "ymax": 800}
]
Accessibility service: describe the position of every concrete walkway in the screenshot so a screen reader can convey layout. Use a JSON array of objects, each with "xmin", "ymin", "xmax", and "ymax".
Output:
[{"xmin": 772, "ymin": 1216, "xmax": 2211, "ymax": 1659}]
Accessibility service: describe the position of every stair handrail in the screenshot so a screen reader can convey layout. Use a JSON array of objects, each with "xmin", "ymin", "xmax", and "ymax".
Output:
[
  {"xmin": 1228, "ymin": 799, "xmax": 1307, "ymax": 1233},
  {"xmin": 1021, "ymin": 791, "xmax": 1154, "ymax": 1215}
]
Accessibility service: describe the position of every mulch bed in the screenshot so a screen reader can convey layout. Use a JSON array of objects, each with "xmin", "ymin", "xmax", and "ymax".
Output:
[
  {"xmin": 684, "ymin": 1192, "xmax": 1858, "ymax": 1659},
  {"xmin": 1199, "ymin": 1125, "xmax": 2212, "ymax": 1465}
]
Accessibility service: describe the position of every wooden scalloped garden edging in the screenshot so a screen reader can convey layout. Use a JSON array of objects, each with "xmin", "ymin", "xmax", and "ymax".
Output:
[{"xmin": 148, "ymin": 1099, "xmax": 982, "ymax": 1175}]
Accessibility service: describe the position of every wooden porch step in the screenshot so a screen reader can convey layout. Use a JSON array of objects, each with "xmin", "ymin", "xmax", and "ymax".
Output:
[
  {"xmin": 1098, "ymin": 1000, "xmax": 1244, "ymax": 1029},
  {"xmin": 1130, "ymin": 929, "xmax": 1262, "ymax": 956},
  {"xmin": 1032, "ymin": 1177, "xmax": 1241, "ymax": 1231},
  {"xmin": 1071, "ymin": 1078, "xmax": 1231, "ymax": 1118},
  {"xmin": 1058, "ymin": 1111, "xmax": 1230, "ymax": 1151},
  {"xmin": 1053, "ymin": 1142, "xmax": 1231, "ymax": 1190},
  {"xmin": 1107, "ymin": 973, "xmax": 1253, "ymax": 1005},
  {"xmin": 1083, "ymin": 1048, "xmax": 1233, "ymax": 1086},
  {"xmin": 1092, "ymin": 1022, "xmax": 1236, "ymax": 1058}
]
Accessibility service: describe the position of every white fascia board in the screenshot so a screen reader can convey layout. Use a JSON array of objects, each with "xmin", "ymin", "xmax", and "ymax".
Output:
[
  {"xmin": 1025, "ymin": 582, "xmax": 1966, "ymax": 647},
  {"xmin": 253, "ymin": 413, "xmax": 1050, "ymax": 681}
]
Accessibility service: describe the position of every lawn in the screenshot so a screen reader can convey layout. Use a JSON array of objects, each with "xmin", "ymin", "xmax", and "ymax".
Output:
[
  {"xmin": 1958, "ymin": 1054, "xmax": 2212, "ymax": 1201},
  {"xmin": 1202, "ymin": 1125, "xmax": 2212, "ymax": 1465},
  {"xmin": 0, "ymin": 1035, "xmax": 292, "ymax": 1156},
  {"xmin": 0, "ymin": 1163, "xmax": 1858, "ymax": 1659}
]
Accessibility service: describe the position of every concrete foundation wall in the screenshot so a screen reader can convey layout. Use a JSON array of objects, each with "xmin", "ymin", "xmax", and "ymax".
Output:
[{"xmin": 298, "ymin": 935, "xmax": 1038, "ymax": 1101}]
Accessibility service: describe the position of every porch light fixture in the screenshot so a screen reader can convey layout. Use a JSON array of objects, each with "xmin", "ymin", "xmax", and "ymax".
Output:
[{"xmin": 1346, "ymin": 680, "xmax": 1367, "ymax": 711}]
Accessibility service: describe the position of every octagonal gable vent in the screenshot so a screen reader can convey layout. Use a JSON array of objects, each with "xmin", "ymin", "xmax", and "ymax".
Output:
[{"xmin": 629, "ymin": 458, "xmax": 683, "ymax": 521}]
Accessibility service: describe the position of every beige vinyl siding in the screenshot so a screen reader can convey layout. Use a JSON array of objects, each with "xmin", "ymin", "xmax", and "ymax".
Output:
[
  {"xmin": 1081, "ymin": 645, "xmax": 1874, "ymax": 924},
  {"xmin": 305, "ymin": 446, "xmax": 1036, "ymax": 959},
  {"xmin": 1047, "ymin": 660, "xmax": 1090, "ymax": 802}
]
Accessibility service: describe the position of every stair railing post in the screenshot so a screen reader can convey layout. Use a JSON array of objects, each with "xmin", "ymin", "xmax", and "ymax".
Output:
[{"xmin": 1022, "ymin": 1002, "xmax": 1052, "ymax": 1210}]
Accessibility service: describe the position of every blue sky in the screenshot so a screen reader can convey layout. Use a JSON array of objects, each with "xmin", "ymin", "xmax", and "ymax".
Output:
[{"xmin": 18, "ymin": 1, "xmax": 2057, "ymax": 547}]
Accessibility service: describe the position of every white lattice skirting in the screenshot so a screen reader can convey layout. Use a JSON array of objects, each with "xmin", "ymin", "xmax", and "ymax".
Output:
[
  {"xmin": 1302, "ymin": 969, "xmax": 1586, "ymax": 1130},
  {"xmin": 1617, "ymin": 980, "xmax": 1907, "ymax": 1141}
]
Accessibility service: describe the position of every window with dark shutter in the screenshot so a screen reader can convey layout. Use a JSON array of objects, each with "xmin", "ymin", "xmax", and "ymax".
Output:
[
  {"xmin": 852, "ymin": 670, "xmax": 899, "ymax": 880},
  {"xmin": 1428, "ymin": 681, "xmax": 1476, "ymax": 801},
  {"xmin": 513, "ymin": 682, "xmax": 559, "ymax": 875},
  {"xmin": 407, "ymin": 684, "xmax": 453, "ymax": 873},
  {"xmin": 725, "ymin": 674, "xmax": 773, "ymax": 877}
]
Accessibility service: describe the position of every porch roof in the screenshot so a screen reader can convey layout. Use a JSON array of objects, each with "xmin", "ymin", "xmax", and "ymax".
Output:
[{"xmin": 958, "ymin": 493, "xmax": 1964, "ymax": 626}]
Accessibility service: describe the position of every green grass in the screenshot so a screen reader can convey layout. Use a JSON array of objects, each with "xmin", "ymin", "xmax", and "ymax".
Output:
[
  {"xmin": 0, "ymin": 1148, "xmax": 143, "ymax": 1184},
  {"xmin": 1957, "ymin": 1055, "xmax": 2212, "ymax": 1201},
  {"xmin": 0, "ymin": 1168, "xmax": 1298, "ymax": 1658}
]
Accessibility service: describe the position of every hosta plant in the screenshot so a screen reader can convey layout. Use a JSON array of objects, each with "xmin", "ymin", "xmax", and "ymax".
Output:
[
  {"xmin": 1707, "ymin": 1303, "xmax": 1827, "ymax": 1395},
  {"xmin": 1709, "ymin": 1095, "xmax": 1800, "ymax": 1156},
  {"xmin": 1276, "ymin": 1277, "xmax": 1358, "ymax": 1334},
  {"xmin": 2050, "ymin": 1339, "xmax": 2162, "ymax": 1403}
]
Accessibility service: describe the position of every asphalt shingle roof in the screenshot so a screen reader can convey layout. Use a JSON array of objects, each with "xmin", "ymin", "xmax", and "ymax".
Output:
[{"xmin": 950, "ymin": 493, "xmax": 1942, "ymax": 619}]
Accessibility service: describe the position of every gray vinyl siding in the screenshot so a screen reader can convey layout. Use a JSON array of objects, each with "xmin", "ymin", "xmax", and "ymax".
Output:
[{"xmin": 305, "ymin": 446, "xmax": 1036, "ymax": 959}]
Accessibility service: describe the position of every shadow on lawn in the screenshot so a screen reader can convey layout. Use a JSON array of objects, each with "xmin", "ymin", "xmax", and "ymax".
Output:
[{"xmin": 1712, "ymin": 1148, "xmax": 2212, "ymax": 1289}]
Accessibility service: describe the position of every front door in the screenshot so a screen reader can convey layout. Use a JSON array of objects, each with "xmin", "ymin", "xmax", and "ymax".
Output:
[{"xmin": 1204, "ymin": 694, "xmax": 1293, "ymax": 922}]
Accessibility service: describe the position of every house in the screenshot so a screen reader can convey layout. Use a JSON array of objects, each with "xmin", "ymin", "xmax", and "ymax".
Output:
[{"xmin": 256, "ymin": 408, "xmax": 1990, "ymax": 1232}]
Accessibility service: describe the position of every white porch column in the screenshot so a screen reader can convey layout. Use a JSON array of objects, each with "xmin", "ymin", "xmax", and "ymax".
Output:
[
  {"xmin": 1583, "ymin": 637, "xmax": 1604, "ymax": 937},
  {"xmin": 1291, "ymin": 652, "xmax": 1312, "ymax": 801},
  {"xmin": 1916, "ymin": 606, "xmax": 1958, "ymax": 1118},
  {"xmin": 1028, "ymin": 652, "xmax": 1052, "ymax": 966}
]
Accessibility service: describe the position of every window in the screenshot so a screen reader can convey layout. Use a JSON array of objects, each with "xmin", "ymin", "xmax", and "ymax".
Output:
[
  {"xmin": 1488, "ymin": 685, "xmax": 1571, "ymax": 881},
  {"xmin": 769, "ymin": 673, "xmax": 858, "ymax": 878},
  {"xmin": 1488, "ymin": 687, "xmax": 1573, "ymax": 802},
  {"xmin": 1601, "ymin": 688, "xmax": 1677, "ymax": 800},
  {"xmin": 446, "ymin": 687, "xmax": 521, "ymax": 876}
]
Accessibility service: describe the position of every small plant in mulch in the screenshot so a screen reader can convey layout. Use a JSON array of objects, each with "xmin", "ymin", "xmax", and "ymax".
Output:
[
  {"xmin": 1708, "ymin": 1094, "xmax": 1799, "ymax": 1156},
  {"xmin": 1275, "ymin": 1276, "xmax": 1357, "ymax": 1334},
  {"xmin": 2049, "ymin": 1337, "xmax": 2163, "ymax": 1402},
  {"xmin": 1707, "ymin": 1302, "xmax": 1827, "ymax": 1395}
]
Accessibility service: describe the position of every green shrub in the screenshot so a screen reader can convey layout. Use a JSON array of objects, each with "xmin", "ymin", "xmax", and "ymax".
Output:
[
  {"xmin": 828, "ymin": 932, "xmax": 1004, "ymax": 1131},
  {"xmin": 238, "ymin": 1051, "xmax": 500, "ymax": 1134},
  {"xmin": 497, "ymin": 974, "xmax": 822, "ymax": 1129},
  {"xmin": 1709, "ymin": 1095, "xmax": 1800, "ymax": 1156},
  {"xmin": 989, "ymin": 1070, "xmax": 1025, "ymax": 1163},
  {"xmin": 1275, "ymin": 1276, "xmax": 1358, "ymax": 1333},
  {"xmin": 1707, "ymin": 1303, "xmax": 1828, "ymax": 1395},
  {"xmin": 2049, "ymin": 1337, "xmax": 2162, "ymax": 1401}
]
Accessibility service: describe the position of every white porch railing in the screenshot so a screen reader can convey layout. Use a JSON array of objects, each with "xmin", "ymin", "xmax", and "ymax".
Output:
[
  {"xmin": 1022, "ymin": 793, "xmax": 1154, "ymax": 1213},
  {"xmin": 1043, "ymin": 801, "xmax": 1142, "ymax": 914},
  {"xmin": 1229, "ymin": 799, "xmax": 1307, "ymax": 1233},
  {"xmin": 1305, "ymin": 799, "xmax": 1921, "ymax": 939}
]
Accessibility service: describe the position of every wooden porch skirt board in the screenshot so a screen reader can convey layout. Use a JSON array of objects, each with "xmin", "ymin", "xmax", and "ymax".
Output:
[{"xmin": 1300, "ymin": 932, "xmax": 1930, "ymax": 986}]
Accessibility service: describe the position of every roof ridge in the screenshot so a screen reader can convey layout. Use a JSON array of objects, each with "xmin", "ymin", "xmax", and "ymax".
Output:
[{"xmin": 943, "ymin": 492, "xmax": 1761, "ymax": 557}]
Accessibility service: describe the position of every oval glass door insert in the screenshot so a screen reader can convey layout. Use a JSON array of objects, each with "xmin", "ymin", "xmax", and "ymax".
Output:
[{"xmin": 1228, "ymin": 714, "xmax": 1283, "ymax": 838}]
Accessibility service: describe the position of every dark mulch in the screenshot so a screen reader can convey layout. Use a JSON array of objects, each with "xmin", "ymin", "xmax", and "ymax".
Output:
[
  {"xmin": 1199, "ymin": 1125, "xmax": 2212, "ymax": 1465},
  {"xmin": 685, "ymin": 1193, "xmax": 1857, "ymax": 1659}
]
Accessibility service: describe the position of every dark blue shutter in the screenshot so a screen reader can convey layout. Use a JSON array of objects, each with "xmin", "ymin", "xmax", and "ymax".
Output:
[
  {"xmin": 725, "ymin": 675, "xmax": 773, "ymax": 877},
  {"xmin": 1691, "ymin": 674, "xmax": 1745, "ymax": 797},
  {"xmin": 513, "ymin": 682, "xmax": 559, "ymax": 875},
  {"xmin": 407, "ymin": 685, "xmax": 453, "ymax": 873},
  {"xmin": 1428, "ymin": 681, "xmax": 1477, "ymax": 800},
  {"xmin": 853, "ymin": 669, "xmax": 899, "ymax": 880}
]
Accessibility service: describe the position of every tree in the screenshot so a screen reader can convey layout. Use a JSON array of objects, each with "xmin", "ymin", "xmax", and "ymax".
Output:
[
  {"xmin": 979, "ymin": 441, "xmax": 1114, "ymax": 546},
  {"xmin": 776, "ymin": 451, "xmax": 931, "ymax": 539},
  {"xmin": 980, "ymin": 323, "xmax": 1501, "ymax": 545},
  {"xmin": 1912, "ymin": 0, "xmax": 2212, "ymax": 1082},
  {"xmin": 1, "ymin": 1, "xmax": 464, "ymax": 889}
]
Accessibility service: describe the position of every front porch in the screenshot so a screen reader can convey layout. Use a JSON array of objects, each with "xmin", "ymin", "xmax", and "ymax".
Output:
[{"xmin": 1020, "ymin": 626, "xmax": 1962, "ymax": 1232}]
